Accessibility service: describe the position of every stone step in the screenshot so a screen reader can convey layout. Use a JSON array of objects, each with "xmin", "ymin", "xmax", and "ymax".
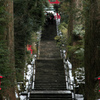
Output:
[
  {"xmin": 30, "ymin": 94, "xmax": 71, "ymax": 98},
  {"xmin": 39, "ymin": 40, "xmax": 61, "ymax": 58},
  {"xmin": 35, "ymin": 59, "xmax": 66, "ymax": 90},
  {"xmin": 29, "ymin": 98, "xmax": 72, "ymax": 100},
  {"xmin": 34, "ymin": 88, "xmax": 66, "ymax": 90},
  {"xmin": 40, "ymin": 49, "xmax": 60, "ymax": 53},
  {"xmin": 35, "ymin": 81, "xmax": 66, "ymax": 85},
  {"xmin": 36, "ymin": 69, "xmax": 65, "ymax": 72},
  {"xmin": 35, "ymin": 85, "xmax": 66, "ymax": 87},
  {"xmin": 36, "ymin": 70, "xmax": 65, "ymax": 73},
  {"xmin": 36, "ymin": 59, "xmax": 63, "ymax": 64},
  {"xmin": 35, "ymin": 73, "xmax": 65, "ymax": 76},
  {"xmin": 35, "ymin": 76, "xmax": 65, "ymax": 79},
  {"xmin": 36, "ymin": 68, "xmax": 65, "ymax": 71},
  {"xmin": 35, "ymin": 81, "xmax": 66, "ymax": 84},
  {"xmin": 34, "ymin": 88, "xmax": 67, "ymax": 90},
  {"xmin": 29, "ymin": 91, "xmax": 72, "ymax": 100},
  {"xmin": 34, "ymin": 84, "xmax": 66, "ymax": 88},
  {"xmin": 35, "ymin": 77, "xmax": 65, "ymax": 80},
  {"xmin": 36, "ymin": 58, "xmax": 63, "ymax": 61},
  {"xmin": 35, "ymin": 81, "xmax": 66, "ymax": 83},
  {"xmin": 35, "ymin": 78, "xmax": 66, "ymax": 83},
  {"xmin": 34, "ymin": 85, "xmax": 66, "ymax": 87},
  {"xmin": 35, "ymin": 80, "xmax": 66, "ymax": 83},
  {"xmin": 41, "ymin": 21, "xmax": 57, "ymax": 40}
]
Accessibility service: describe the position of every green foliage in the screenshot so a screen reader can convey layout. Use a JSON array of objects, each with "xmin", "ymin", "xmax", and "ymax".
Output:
[
  {"xmin": 58, "ymin": 22, "xmax": 68, "ymax": 30},
  {"xmin": 73, "ymin": 25, "xmax": 85, "ymax": 37},
  {"xmin": 57, "ymin": 0, "xmax": 87, "ymax": 97},
  {"xmin": 57, "ymin": 22, "xmax": 68, "ymax": 46},
  {"xmin": 14, "ymin": 0, "xmax": 47, "ymax": 81},
  {"xmin": 31, "ymin": 31, "xmax": 40, "ymax": 43},
  {"xmin": 59, "ymin": 2, "xmax": 70, "ymax": 23},
  {"xmin": 58, "ymin": 0, "xmax": 85, "ymax": 65},
  {"xmin": 74, "ymin": 48, "xmax": 84, "ymax": 66},
  {"xmin": 55, "ymin": 34, "xmax": 68, "ymax": 49},
  {"xmin": 94, "ymin": 82, "xmax": 100, "ymax": 99},
  {"xmin": 0, "ymin": 41, "xmax": 14, "ymax": 90},
  {"xmin": 54, "ymin": 35, "xmax": 61, "ymax": 47},
  {"xmin": 67, "ymin": 40, "xmax": 84, "ymax": 63},
  {"xmin": 59, "ymin": 24, "xmax": 68, "ymax": 34},
  {"xmin": 0, "ymin": 1, "xmax": 6, "ymax": 37},
  {"xmin": 0, "ymin": 0, "xmax": 13, "ymax": 90},
  {"xmin": 14, "ymin": 0, "xmax": 46, "ymax": 45}
]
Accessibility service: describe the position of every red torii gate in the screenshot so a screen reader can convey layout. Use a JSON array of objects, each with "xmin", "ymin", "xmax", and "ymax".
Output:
[
  {"xmin": 0, "ymin": 76, "xmax": 4, "ymax": 90},
  {"xmin": 98, "ymin": 77, "xmax": 100, "ymax": 92},
  {"xmin": 27, "ymin": 44, "xmax": 33, "ymax": 54},
  {"xmin": 48, "ymin": 0, "xmax": 61, "ymax": 20},
  {"xmin": 48, "ymin": 0, "xmax": 60, "ymax": 4},
  {"xmin": 95, "ymin": 76, "xmax": 100, "ymax": 92}
]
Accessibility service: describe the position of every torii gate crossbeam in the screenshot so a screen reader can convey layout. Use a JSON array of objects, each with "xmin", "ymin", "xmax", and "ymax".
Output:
[{"xmin": 48, "ymin": 0, "xmax": 60, "ymax": 4}]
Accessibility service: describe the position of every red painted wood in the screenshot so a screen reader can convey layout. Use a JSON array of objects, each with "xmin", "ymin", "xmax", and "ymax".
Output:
[
  {"xmin": 0, "ymin": 76, "xmax": 3, "ymax": 90},
  {"xmin": 27, "ymin": 45, "xmax": 33, "ymax": 54},
  {"xmin": 48, "ymin": 0, "xmax": 60, "ymax": 4},
  {"xmin": 98, "ymin": 77, "xmax": 100, "ymax": 80},
  {"xmin": 0, "ymin": 76, "xmax": 3, "ymax": 78}
]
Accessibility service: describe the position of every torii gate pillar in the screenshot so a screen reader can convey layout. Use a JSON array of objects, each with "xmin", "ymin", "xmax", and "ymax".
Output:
[{"xmin": 0, "ymin": 76, "xmax": 3, "ymax": 90}]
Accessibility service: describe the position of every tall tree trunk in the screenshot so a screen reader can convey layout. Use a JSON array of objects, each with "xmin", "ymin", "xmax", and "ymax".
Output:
[
  {"xmin": 68, "ymin": 0, "xmax": 75, "ymax": 44},
  {"xmin": 84, "ymin": 0, "xmax": 100, "ymax": 99},
  {"xmin": 4, "ymin": 0, "xmax": 16, "ymax": 100},
  {"xmin": 14, "ymin": 1, "xmax": 26, "ymax": 82}
]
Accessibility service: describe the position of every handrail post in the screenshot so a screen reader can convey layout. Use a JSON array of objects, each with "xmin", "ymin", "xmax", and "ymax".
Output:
[{"xmin": 73, "ymin": 82, "xmax": 76, "ymax": 100}]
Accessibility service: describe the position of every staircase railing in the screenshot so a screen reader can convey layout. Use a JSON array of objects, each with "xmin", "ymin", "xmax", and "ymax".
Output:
[
  {"xmin": 56, "ymin": 16, "xmax": 76, "ymax": 99},
  {"xmin": 31, "ymin": 58, "xmax": 36, "ymax": 90},
  {"xmin": 61, "ymin": 50, "xmax": 76, "ymax": 99},
  {"xmin": 20, "ymin": 55, "xmax": 36, "ymax": 100},
  {"xmin": 28, "ymin": 56, "xmax": 36, "ymax": 99},
  {"xmin": 25, "ymin": 63, "xmax": 34, "ymax": 100}
]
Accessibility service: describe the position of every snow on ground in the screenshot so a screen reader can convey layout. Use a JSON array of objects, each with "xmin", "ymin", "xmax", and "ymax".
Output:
[
  {"xmin": 64, "ymin": 59, "xmax": 74, "ymax": 90},
  {"xmin": 15, "ymin": 91, "xmax": 19, "ymax": 98},
  {"xmin": 25, "ymin": 64, "xmax": 33, "ymax": 90},
  {"xmin": 19, "ymin": 63, "xmax": 33, "ymax": 100},
  {"xmin": 15, "ymin": 57, "xmax": 35, "ymax": 100},
  {"xmin": 72, "ymin": 93, "xmax": 84, "ymax": 100},
  {"xmin": 20, "ymin": 95, "xmax": 26, "ymax": 100},
  {"xmin": 26, "ymin": 64, "xmax": 33, "ymax": 80},
  {"xmin": 75, "ymin": 94, "xmax": 84, "ymax": 100}
]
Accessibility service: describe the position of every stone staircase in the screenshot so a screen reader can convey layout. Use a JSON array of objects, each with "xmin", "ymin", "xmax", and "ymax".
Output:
[
  {"xmin": 34, "ymin": 59, "xmax": 66, "ymax": 90},
  {"xmin": 39, "ymin": 41, "xmax": 60, "ymax": 59},
  {"xmin": 29, "ymin": 21, "xmax": 72, "ymax": 100}
]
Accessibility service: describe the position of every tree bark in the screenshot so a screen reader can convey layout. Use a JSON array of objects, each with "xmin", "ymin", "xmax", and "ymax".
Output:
[
  {"xmin": 4, "ymin": 0, "xmax": 16, "ymax": 100},
  {"xmin": 68, "ymin": 0, "xmax": 75, "ymax": 44},
  {"xmin": 84, "ymin": 0, "xmax": 100, "ymax": 99}
]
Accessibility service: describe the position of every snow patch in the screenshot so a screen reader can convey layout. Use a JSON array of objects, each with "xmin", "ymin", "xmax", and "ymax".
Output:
[{"xmin": 16, "ymin": 57, "xmax": 36, "ymax": 100}]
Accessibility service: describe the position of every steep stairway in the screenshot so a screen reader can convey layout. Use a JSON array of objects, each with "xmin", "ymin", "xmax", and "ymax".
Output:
[
  {"xmin": 29, "ymin": 20, "xmax": 72, "ymax": 100},
  {"xmin": 41, "ymin": 20, "xmax": 57, "ymax": 40},
  {"xmin": 34, "ymin": 59, "xmax": 66, "ymax": 90},
  {"xmin": 39, "ymin": 41, "xmax": 60, "ymax": 59}
]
